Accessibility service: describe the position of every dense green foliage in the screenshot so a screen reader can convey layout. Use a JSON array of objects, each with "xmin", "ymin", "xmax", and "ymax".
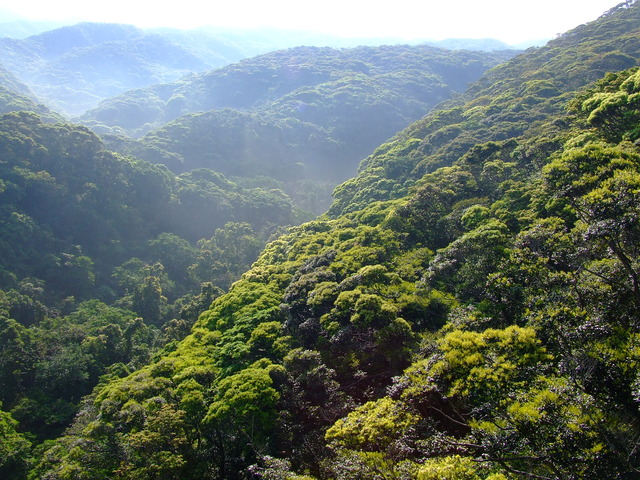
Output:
[
  {"xmin": 0, "ymin": 112, "xmax": 296, "ymax": 297},
  {"xmin": 4, "ymin": 2, "xmax": 640, "ymax": 479},
  {"xmin": 0, "ymin": 31, "xmax": 507, "ymax": 457},
  {"xmin": 0, "ymin": 111, "xmax": 302, "ymax": 453}
]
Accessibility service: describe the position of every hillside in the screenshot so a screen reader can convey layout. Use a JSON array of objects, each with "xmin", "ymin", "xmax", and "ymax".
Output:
[
  {"xmin": 87, "ymin": 45, "xmax": 515, "ymax": 212},
  {"xmin": 0, "ymin": 107, "xmax": 313, "ymax": 468},
  {"xmin": 0, "ymin": 32, "xmax": 518, "ymax": 460},
  {"xmin": 1, "ymin": 1, "xmax": 635, "ymax": 480},
  {"xmin": 0, "ymin": 63, "xmax": 60, "ymax": 119}
]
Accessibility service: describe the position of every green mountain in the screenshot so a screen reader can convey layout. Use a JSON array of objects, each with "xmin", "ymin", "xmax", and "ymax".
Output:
[
  {"xmin": 0, "ymin": 30, "xmax": 515, "ymax": 458},
  {"xmin": 3, "ymin": 1, "xmax": 640, "ymax": 479},
  {"xmin": 86, "ymin": 45, "xmax": 515, "ymax": 213},
  {"xmin": 82, "ymin": 45, "xmax": 515, "ymax": 136}
]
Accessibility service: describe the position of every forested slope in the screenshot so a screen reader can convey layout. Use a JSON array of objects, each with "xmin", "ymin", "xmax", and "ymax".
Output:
[
  {"xmin": 0, "ymin": 64, "xmax": 59, "ymax": 119},
  {"xmin": 8, "ymin": 1, "xmax": 638, "ymax": 479},
  {"xmin": 0, "ymin": 110, "xmax": 309, "ymax": 470}
]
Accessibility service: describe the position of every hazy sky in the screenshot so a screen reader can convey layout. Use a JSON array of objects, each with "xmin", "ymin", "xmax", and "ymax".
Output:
[{"xmin": 0, "ymin": 0, "xmax": 625, "ymax": 44}]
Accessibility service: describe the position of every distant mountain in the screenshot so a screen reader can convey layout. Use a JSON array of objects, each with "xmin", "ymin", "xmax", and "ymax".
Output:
[
  {"xmin": 84, "ymin": 44, "xmax": 517, "ymax": 134},
  {"xmin": 185, "ymin": 26, "xmax": 425, "ymax": 53},
  {"xmin": 424, "ymin": 38, "xmax": 551, "ymax": 51},
  {"xmin": 0, "ymin": 18, "xmax": 531, "ymax": 117},
  {"xmin": 0, "ymin": 23, "xmax": 252, "ymax": 115},
  {"xmin": 0, "ymin": 20, "xmax": 525, "ymax": 117},
  {"xmin": 0, "ymin": 8, "xmax": 70, "ymax": 38},
  {"xmin": 424, "ymin": 38, "xmax": 514, "ymax": 51},
  {"xmin": 0, "ymin": 19, "xmax": 69, "ymax": 39}
]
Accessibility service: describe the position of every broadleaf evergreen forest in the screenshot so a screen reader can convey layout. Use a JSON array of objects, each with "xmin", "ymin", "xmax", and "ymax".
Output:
[{"xmin": 2, "ymin": 2, "xmax": 640, "ymax": 479}]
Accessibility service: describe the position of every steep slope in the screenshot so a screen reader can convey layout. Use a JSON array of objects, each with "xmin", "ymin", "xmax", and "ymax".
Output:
[
  {"xmin": 21, "ymin": 2, "xmax": 640, "ymax": 480},
  {"xmin": 0, "ymin": 63, "xmax": 59, "ymax": 119},
  {"xmin": 329, "ymin": 0, "xmax": 640, "ymax": 216}
]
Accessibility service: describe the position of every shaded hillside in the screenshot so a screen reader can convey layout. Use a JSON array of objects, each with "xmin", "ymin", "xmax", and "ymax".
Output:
[
  {"xmin": 0, "ymin": 23, "xmax": 251, "ymax": 115},
  {"xmin": 91, "ymin": 45, "xmax": 516, "ymax": 213},
  {"xmin": 0, "ymin": 63, "xmax": 59, "ymax": 119},
  {"xmin": 15, "ymin": 2, "xmax": 640, "ymax": 480},
  {"xmin": 0, "ymin": 111, "xmax": 300, "ymax": 294},
  {"xmin": 0, "ymin": 107, "xmax": 315, "ymax": 460},
  {"xmin": 0, "ymin": 109, "xmax": 307, "ymax": 344}
]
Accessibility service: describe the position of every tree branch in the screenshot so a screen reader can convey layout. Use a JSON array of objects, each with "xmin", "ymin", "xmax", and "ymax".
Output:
[
  {"xmin": 476, "ymin": 456, "xmax": 555, "ymax": 480},
  {"xmin": 427, "ymin": 405, "xmax": 470, "ymax": 430}
]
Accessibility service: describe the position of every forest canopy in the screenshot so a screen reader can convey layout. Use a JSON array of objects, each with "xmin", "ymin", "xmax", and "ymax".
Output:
[{"xmin": 2, "ymin": 2, "xmax": 640, "ymax": 479}]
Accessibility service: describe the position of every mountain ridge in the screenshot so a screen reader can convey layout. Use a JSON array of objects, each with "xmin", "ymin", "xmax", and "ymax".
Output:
[{"xmin": 0, "ymin": 20, "xmax": 526, "ymax": 117}]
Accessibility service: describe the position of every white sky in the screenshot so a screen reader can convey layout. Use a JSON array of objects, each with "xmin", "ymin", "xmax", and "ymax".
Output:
[{"xmin": 0, "ymin": 0, "xmax": 625, "ymax": 44}]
